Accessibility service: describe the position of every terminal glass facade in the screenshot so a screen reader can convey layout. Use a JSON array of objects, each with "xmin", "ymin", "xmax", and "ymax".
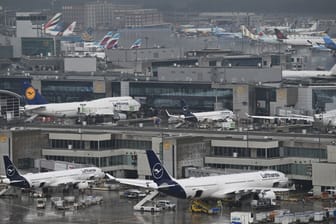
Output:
[
  {"xmin": 127, "ymin": 82, "xmax": 233, "ymax": 112},
  {"xmin": 21, "ymin": 38, "xmax": 60, "ymax": 56},
  {"xmin": 41, "ymin": 81, "xmax": 105, "ymax": 103},
  {"xmin": 312, "ymin": 89, "xmax": 336, "ymax": 112}
]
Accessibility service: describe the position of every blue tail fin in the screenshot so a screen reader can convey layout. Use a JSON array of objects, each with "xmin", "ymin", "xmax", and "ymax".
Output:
[
  {"xmin": 146, "ymin": 150, "xmax": 173, "ymax": 185},
  {"xmin": 22, "ymin": 82, "xmax": 48, "ymax": 105},
  {"xmin": 3, "ymin": 156, "xmax": 30, "ymax": 188},
  {"xmin": 323, "ymin": 35, "xmax": 336, "ymax": 50},
  {"xmin": 146, "ymin": 150, "xmax": 187, "ymax": 199}
]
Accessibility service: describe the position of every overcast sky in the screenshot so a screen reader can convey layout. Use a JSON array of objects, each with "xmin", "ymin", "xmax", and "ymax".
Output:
[{"xmin": 2, "ymin": 0, "xmax": 336, "ymax": 14}]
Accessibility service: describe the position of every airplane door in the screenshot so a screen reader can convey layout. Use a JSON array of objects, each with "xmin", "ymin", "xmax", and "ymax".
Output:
[{"xmin": 195, "ymin": 190, "xmax": 203, "ymax": 198}]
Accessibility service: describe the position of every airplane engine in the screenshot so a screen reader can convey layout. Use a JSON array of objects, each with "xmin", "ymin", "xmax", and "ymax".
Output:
[
  {"xmin": 258, "ymin": 191, "xmax": 276, "ymax": 205},
  {"xmin": 76, "ymin": 181, "xmax": 89, "ymax": 189},
  {"xmin": 114, "ymin": 113, "xmax": 127, "ymax": 120},
  {"xmin": 2, "ymin": 178, "xmax": 10, "ymax": 185}
]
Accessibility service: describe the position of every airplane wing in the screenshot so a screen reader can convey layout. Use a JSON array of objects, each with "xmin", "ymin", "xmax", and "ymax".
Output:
[
  {"xmin": 105, "ymin": 173, "xmax": 159, "ymax": 189},
  {"xmin": 113, "ymin": 177, "xmax": 158, "ymax": 189},
  {"xmin": 24, "ymin": 105, "xmax": 47, "ymax": 112},
  {"xmin": 246, "ymin": 113, "xmax": 314, "ymax": 122}
]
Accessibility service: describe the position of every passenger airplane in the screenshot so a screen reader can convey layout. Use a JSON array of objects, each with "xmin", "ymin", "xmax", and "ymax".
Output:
[
  {"xmin": 22, "ymin": 82, "xmax": 141, "ymax": 121},
  {"xmin": 107, "ymin": 150, "xmax": 289, "ymax": 200},
  {"xmin": 130, "ymin": 38, "xmax": 142, "ymax": 49},
  {"xmin": 282, "ymin": 64, "xmax": 336, "ymax": 79},
  {"xmin": 247, "ymin": 107, "xmax": 336, "ymax": 128},
  {"xmin": 166, "ymin": 109, "xmax": 235, "ymax": 124},
  {"xmin": 2, "ymin": 155, "xmax": 105, "ymax": 189},
  {"xmin": 274, "ymin": 29, "xmax": 324, "ymax": 46}
]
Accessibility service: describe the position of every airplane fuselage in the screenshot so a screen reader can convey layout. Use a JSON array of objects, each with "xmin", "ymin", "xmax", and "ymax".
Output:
[
  {"xmin": 160, "ymin": 171, "xmax": 288, "ymax": 199},
  {"xmin": 24, "ymin": 97, "xmax": 140, "ymax": 118},
  {"xmin": 7, "ymin": 167, "xmax": 104, "ymax": 189}
]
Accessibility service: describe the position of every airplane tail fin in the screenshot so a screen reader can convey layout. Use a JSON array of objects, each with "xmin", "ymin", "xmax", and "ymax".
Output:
[
  {"xmin": 43, "ymin": 12, "xmax": 62, "ymax": 31},
  {"xmin": 240, "ymin": 25, "xmax": 258, "ymax": 40},
  {"xmin": 3, "ymin": 156, "xmax": 29, "ymax": 188},
  {"xmin": 130, "ymin": 38, "xmax": 142, "ymax": 49},
  {"xmin": 274, "ymin": 28, "xmax": 287, "ymax": 40},
  {"xmin": 98, "ymin": 31, "xmax": 113, "ymax": 47},
  {"xmin": 105, "ymin": 33, "xmax": 120, "ymax": 49},
  {"xmin": 330, "ymin": 64, "xmax": 336, "ymax": 75},
  {"xmin": 146, "ymin": 150, "xmax": 174, "ymax": 186},
  {"xmin": 323, "ymin": 35, "xmax": 335, "ymax": 46},
  {"xmin": 62, "ymin": 21, "xmax": 77, "ymax": 36},
  {"xmin": 22, "ymin": 82, "xmax": 48, "ymax": 105},
  {"xmin": 81, "ymin": 27, "xmax": 94, "ymax": 42}
]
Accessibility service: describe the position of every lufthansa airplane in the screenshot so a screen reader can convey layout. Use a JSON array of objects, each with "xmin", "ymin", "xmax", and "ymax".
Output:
[
  {"xmin": 2, "ymin": 156, "xmax": 105, "ymax": 189},
  {"xmin": 107, "ymin": 150, "xmax": 290, "ymax": 200},
  {"xmin": 22, "ymin": 82, "xmax": 141, "ymax": 121}
]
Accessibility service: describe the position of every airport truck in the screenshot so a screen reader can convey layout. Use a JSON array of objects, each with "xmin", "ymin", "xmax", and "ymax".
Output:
[{"xmin": 230, "ymin": 211, "xmax": 254, "ymax": 224}]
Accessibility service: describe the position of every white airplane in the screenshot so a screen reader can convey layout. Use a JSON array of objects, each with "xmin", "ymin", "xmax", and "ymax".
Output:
[
  {"xmin": 282, "ymin": 64, "xmax": 336, "ymax": 79},
  {"xmin": 2, "ymin": 155, "xmax": 105, "ymax": 189},
  {"xmin": 166, "ymin": 108, "xmax": 235, "ymax": 125},
  {"xmin": 22, "ymin": 82, "xmax": 141, "ymax": 121},
  {"xmin": 107, "ymin": 150, "xmax": 290, "ymax": 200},
  {"xmin": 246, "ymin": 113, "xmax": 315, "ymax": 123},
  {"xmin": 274, "ymin": 29, "xmax": 325, "ymax": 46},
  {"xmin": 247, "ymin": 108, "xmax": 336, "ymax": 128}
]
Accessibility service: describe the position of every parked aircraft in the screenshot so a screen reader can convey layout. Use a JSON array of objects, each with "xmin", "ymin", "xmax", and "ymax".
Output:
[
  {"xmin": 166, "ymin": 109, "xmax": 235, "ymax": 124},
  {"xmin": 178, "ymin": 26, "xmax": 225, "ymax": 37},
  {"xmin": 22, "ymin": 82, "xmax": 141, "ymax": 121},
  {"xmin": 108, "ymin": 150, "xmax": 290, "ymax": 201},
  {"xmin": 282, "ymin": 64, "xmax": 336, "ymax": 79},
  {"xmin": 165, "ymin": 100, "xmax": 235, "ymax": 127},
  {"xmin": 130, "ymin": 38, "xmax": 142, "ymax": 49},
  {"xmin": 2, "ymin": 155, "xmax": 105, "ymax": 189},
  {"xmin": 247, "ymin": 106, "xmax": 336, "ymax": 128},
  {"xmin": 274, "ymin": 29, "xmax": 324, "ymax": 46}
]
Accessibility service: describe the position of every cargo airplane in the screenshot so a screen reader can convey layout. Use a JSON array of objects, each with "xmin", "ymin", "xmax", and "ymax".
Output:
[
  {"xmin": 2, "ymin": 155, "xmax": 105, "ymax": 189},
  {"xmin": 107, "ymin": 150, "xmax": 290, "ymax": 201},
  {"xmin": 22, "ymin": 82, "xmax": 141, "ymax": 122}
]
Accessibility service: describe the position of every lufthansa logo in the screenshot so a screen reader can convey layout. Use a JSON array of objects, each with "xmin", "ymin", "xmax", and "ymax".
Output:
[
  {"xmin": 152, "ymin": 163, "xmax": 163, "ymax": 179},
  {"xmin": 6, "ymin": 165, "xmax": 15, "ymax": 177},
  {"xmin": 25, "ymin": 87, "xmax": 36, "ymax": 100}
]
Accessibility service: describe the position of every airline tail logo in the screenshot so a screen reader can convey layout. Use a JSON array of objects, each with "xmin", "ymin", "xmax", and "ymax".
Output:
[
  {"xmin": 99, "ymin": 31, "xmax": 113, "ymax": 47},
  {"xmin": 44, "ymin": 12, "xmax": 62, "ymax": 31},
  {"xmin": 6, "ymin": 165, "xmax": 16, "ymax": 177},
  {"xmin": 130, "ymin": 39, "xmax": 142, "ymax": 49},
  {"xmin": 25, "ymin": 87, "xmax": 36, "ymax": 100},
  {"xmin": 275, "ymin": 29, "xmax": 287, "ymax": 39},
  {"xmin": 105, "ymin": 33, "xmax": 120, "ymax": 49},
  {"xmin": 152, "ymin": 163, "xmax": 164, "ymax": 179}
]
